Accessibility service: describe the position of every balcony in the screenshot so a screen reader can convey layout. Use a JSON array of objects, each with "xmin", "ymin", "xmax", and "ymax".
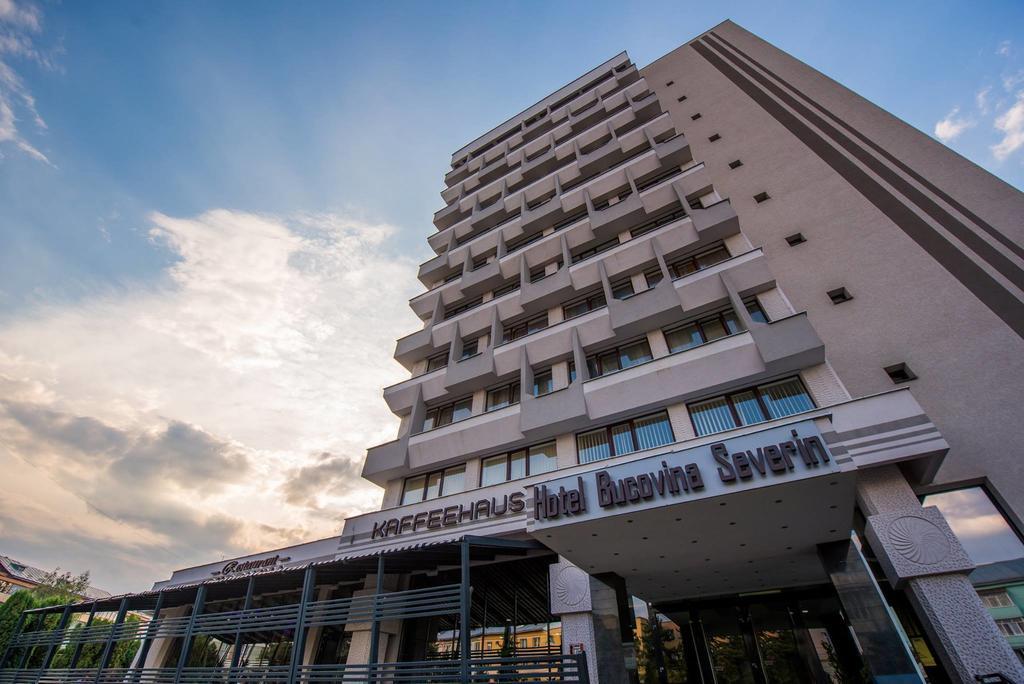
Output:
[
  {"xmin": 417, "ymin": 251, "xmax": 450, "ymax": 286},
  {"xmin": 576, "ymin": 134, "xmax": 620, "ymax": 177},
  {"xmin": 520, "ymin": 195, "xmax": 564, "ymax": 233},
  {"xmin": 690, "ymin": 199, "xmax": 740, "ymax": 240},
  {"xmin": 470, "ymin": 196, "xmax": 510, "ymax": 233},
  {"xmin": 433, "ymin": 201, "xmax": 468, "ymax": 231},
  {"xmin": 589, "ymin": 193, "xmax": 646, "ymax": 241},
  {"xmin": 444, "ymin": 347, "xmax": 497, "ymax": 394},
  {"xmin": 459, "ymin": 259, "xmax": 504, "ymax": 298},
  {"xmin": 520, "ymin": 267, "xmax": 575, "ymax": 310},
  {"xmin": 520, "ymin": 380, "xmax": 589, "ymax": 437},
  {"xmin": 748, "ymin": 312, "xmax": 824, "ymax": 374},
  {"xmin": 520, "ymin": 144, "xmax": 559, "ymax": 182},
  {"xmin": 654, "ymin": 133, "xmax": 692, "ymax": 167},
  {"xmin": 407, "ymin": 405, "xmax": 524, "ymax": 472},
  {"xmin": 362, "ymin": 435, "xmax": 409, "ymax": 486},
  {"xmin": 383, "ymin": 367, "xmax": 448, "ymax": 415},
  {"xmin": 674, "ymin": 249, "xmax": 773, "ymax": 314},
  {"xmin": 393, "ymin": 328, "xmax": 434, "ymax": 371},
  {"xmin": 606, "ymin": 280, "xmax": 683, "ymax": 338}
]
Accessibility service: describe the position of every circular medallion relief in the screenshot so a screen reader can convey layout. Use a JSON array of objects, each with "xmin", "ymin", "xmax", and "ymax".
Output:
[
  {"xmin": 889, "ymin": 515, "xmax": 950, "ymax": 565},
  {"xmin": 555, "ymin": 565, "xmax": 589, "ymax": 607}
]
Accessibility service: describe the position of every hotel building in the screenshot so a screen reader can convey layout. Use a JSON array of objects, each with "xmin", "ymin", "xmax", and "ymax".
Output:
[{"xmin": 4, "ymin": 19, "xmax": 1024, "ymax": 684}]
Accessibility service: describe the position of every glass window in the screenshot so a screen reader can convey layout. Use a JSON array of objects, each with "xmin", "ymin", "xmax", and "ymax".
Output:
[
  {"xmin": 979, "ymin": 590, "xmax": 1014, "ymax": 608},
  {"xmin": 481, "ymin": 455, "xmax": 507, "ymax": 486},
  {"xmin": 452, "ymin": 397, "xmax": 473, "ymax": 422},
  {"xmin": 923, "ymin": 487, "xmax": 1024, "ymax": 565},
  {"xmin": 529, "ymin": 443, "xmax": 558, "ymax": 476},
  {"xmin": 423, "ymin": 396, "xmax": 473, "ymax": 431},
  {"xmin": 689, "ymin": 397, "xmax": 736, "ymax": 436},
  {"xmin": 611, "ymin": 279, "xmax": 635, "ymax": 300},
  {"xmin": 701, "ymin": 316, "xmax": 729, "ymax": 342},
  {"xmin": 578, "ymin": 428, "xmax": 612, "ymax": 464},
  {"xmin": 758, "ymin": 378, "xmax": 814, "ymax": 419},
  {"xmin": 576, "ymin": 412, "xmax": 674, "ymax": 464},
  {"xmin": 723, "ymin": 311, "xmax": 743, "ymax": 334},
  {"xmin": 425, "ymin": 472, "xmax": 442, "ymax": 500},
  {"xmin": 695, "ymin": 247, "xmax": 730, "ymax": 269},
  {"xmin": 509, "ymin": 450, "xmax": 527, "ymax": 479},
  {"xmin": 619, "ymin": 340, "xmax": 653, "ymax": 369},
  {"xmin": 442, "ymin": 465, "xmax": 465, "ymax": 495},
  {"xmin": 401, "ymin": 475, "xmax": 426, "ymax": 505},
  {"xmin": 669, "ymin": 243, "xmax": 731, "ymax": 279},
  {"xmin": 746, "ymin": 299, "xmax": 769, "ymax": 324},
  {"xmin": 460, "ymin": 338, "xmax": 479, "ymax": 360},
  {"xmin": 533, "ymin": 370, "xmax": 554, "ymax": 396},
  {"xmin": 426, "ymin": 352, "xmax": 449, "ymax": 373},
  {"xmin": 644, "ymin": 269, "xmax": 664, "ymax": 288},
  {"xmin": 563, "ymin": 291, "xmax": 606, "ymax": 320},
  {"xmin": 486, "ymin": 382, "xmax": 520, "ymax": 411},
  {"xmin": 688, "ymin": 378, "xmax": 814, "ymax": 436},
  {"xmin": 665, "ymin": 323, "xmax": 703, "ymax": 353},
  {"xmin": 997, "ymin": 618, "xmax": 1024, "ymax": 637}
]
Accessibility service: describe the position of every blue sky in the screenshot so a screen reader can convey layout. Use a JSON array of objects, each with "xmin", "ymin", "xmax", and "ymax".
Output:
[{"xmin": 0, "ymin": 0, "xmax": 1021, "ymax": 591}]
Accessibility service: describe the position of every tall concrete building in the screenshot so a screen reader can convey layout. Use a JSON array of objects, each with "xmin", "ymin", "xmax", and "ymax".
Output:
[{"xmin": 4, "ymin": 20, "xmax": 1024, "ymax": 684}]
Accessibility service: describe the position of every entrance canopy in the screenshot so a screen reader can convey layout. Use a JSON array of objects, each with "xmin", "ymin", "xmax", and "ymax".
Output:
[{"xmin": 527, "ymin": 419, "xmax": 858, "ymax": 602}]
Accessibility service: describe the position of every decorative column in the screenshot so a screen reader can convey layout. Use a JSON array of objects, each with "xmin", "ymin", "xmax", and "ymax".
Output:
[
  {"xmin": 858, "ymin": 465, "xmax": 1024, "ymax": 681},
  {"xmin": 548, "ymin": 558, "xmax": 630, "ymax": 684}
]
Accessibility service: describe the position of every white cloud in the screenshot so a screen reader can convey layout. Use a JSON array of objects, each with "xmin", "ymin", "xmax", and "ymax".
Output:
[
  {"xmin": 976, "ymin": 86, "xmax": 992, "ymax": 115},
  {"xmin": 0, "ymin": 209, "xmax": 421, "ymax": 590},
  {"xmin": 0, "ymin": 0, "xmax": 52, "ymax": 164},
  {"xmin": 933, "ymin": 106, "xmax": 974, "ymax": 142},
  {"xmin": 997, "ymin": 40, "xmax": 1012, "ymax": 58},
  {"xmin": 992, "ymin": 91, "xmax": 1024, "ymax": 160}
]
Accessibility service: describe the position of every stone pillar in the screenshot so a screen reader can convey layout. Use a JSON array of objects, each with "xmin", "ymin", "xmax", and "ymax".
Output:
[
  {"xmin": 858, "ymin": 466, "xmax": 1024, "ymax": 682},
  {"xmin": 141, "ymin": 605, "xmax": 189, "ymax": 669},
  {"xmin": 344, "ymin": 574, "xmax": 401, "ymax": 667},
  {"xmin": 549, "ymin": 558, "xmax": 630, "ymax": 684}
]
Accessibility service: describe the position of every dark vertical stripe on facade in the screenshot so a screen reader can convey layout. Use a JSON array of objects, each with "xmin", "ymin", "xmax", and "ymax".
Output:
[
  {"xmin": 701, "ymin": 33, "xmax": 1024, "ymax": 294},
  {"xmin": 710, "ymin": 31, "xmax": 1024, "ymax": 265},
  {"xmin": 690, "ymin": 39, "xmax": 1024, "ymax": 340}
]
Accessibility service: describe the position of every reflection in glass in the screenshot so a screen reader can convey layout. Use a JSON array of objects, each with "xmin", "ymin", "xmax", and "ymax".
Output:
[{"xmin": 923, "ymin": 487, "xmax": 1024, "ymax": 565}]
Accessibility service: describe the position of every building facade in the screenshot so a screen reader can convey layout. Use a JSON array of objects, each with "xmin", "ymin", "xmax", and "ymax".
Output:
[{"xmin": 3, "ymin": 19, "xmax": 1024, "ymax": 684}]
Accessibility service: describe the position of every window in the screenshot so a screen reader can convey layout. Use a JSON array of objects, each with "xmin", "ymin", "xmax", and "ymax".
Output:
[
  {"xmin": 532, "ymin": 369, "xmax": 554, "ymax": 396},
  {"xmin": 746, "ymin": 299, "xmax": 769, "ymax": 323},
  {"xmin": 691, "ymin": 113, "xmax": 702, "ymax": 121},
  {"xmin": 688, "ymin": 377, "xmax": 815, "ymax": 436},
  {"xmin": 586, "ymin": 339, "xmax": 653, "ymax": 378},
  {"xmin": 635, "ymin": 166, "xmax": 682, "ymax": 193},
  {"xmin": 422, "ymin": 396, "xmax": 473, "ymax": 432},
  {"xmin": 493, "ymin": 277, "xmax": 521, "ymax": 298},
  {"xmin": 979, "ymin": 590, "xmax": 1014, "ymax": 608},
  {"xmin": 708, "ymin": 133, "xmax": 721, "ymax": 142},
  {"xmin": 563, "ymin": 290, "xmax": 606, "ymax": 320},
  {"xmin": 754, "ymin": 191, "xmax": 771, "ymax": 203},
  {"xmin": 486, "ymin": 381, "xmax": 520, "ymax": 411},
  {"xmin": 503, "ymin": 313, "xmax": 548, "ymax": 343},
  {"xmin": 785, "ymin": 232, "xmax": 806, "ymax": 246},
  {"xmin": 922, "ymin": 487, "xmax": 1024, "ymax": 565},
  {"xmin": 668, "ymin": 243, "xmax": 730, "ymax": 278},
  {"xmin": 577, "ymin": 412, "xmax": 674, "ymax": 464},
  {"xmin": 884, "ymin": 362, "xmax": 916, "ymax": 384},
  {"xmin": 572, "ymin": 237, "xmax": 620, "ymax": 264},
  {"xmin": 827, "ymin": 287, "xmax": 853, "ymax": 304},
  {"xmin": 644, "ymin": 268, "xmax": 664, "ymax": 288},
  {"xmin": 529, "ymin": 260, "xmax": 561, "ymax": 283},
  {"xmin": 611, "ymin": 278, "xmax": 635, "ymax": 300},
  {"xmin": 481, "ymin": 442, "xmax": 557, "ymax": 485},
  {"xmin": 666, "ymin": 80, "xmax": 675, "ymax": 87},
  {"xmin": 401, "ymin": 465, "xmax": 467, "ymax": 505},
  {"xmin": 443, "ymin": 268, "xmax": 463, "ymax": 284},
  {"xmin": 472, "ymin": 254, "xmax": 491, "ymax": 270},
  {"xmin": 460, "ymin": 337, "xmax": 480, "ymax": 360},
  {"xmin": 997, "ymin": 618, "xmax": 1024, "ymax": 637},
  {"xmin": 532, "ymin": 637, "xmax": 541, "ymax": 647},
  {"xmin": 677, "ymin": 95, "xmax": 687, "ymax": 102},
  {"xmin": 425, "ymin": 351, "xmax": 449, "ymax": 374},
  {"xmin": 728, "ymin": 159, "xmax": 743, "ymax": 169},
  {"xmin": 664, "ymin": 310, "xmax": 742, "ymax": 353},
  {"xmin": 445, "ymin": 296, "xmax": 483, "ymax": 320},
  {"xmin": 630, "ymin": 208, "xmax": 688, "ymax": 239}
]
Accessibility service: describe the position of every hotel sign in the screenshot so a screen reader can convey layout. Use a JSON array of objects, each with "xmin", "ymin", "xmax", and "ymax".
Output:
[{"xmin": 530, "ymin": 420, "xmax": 840, "ymax": 527}]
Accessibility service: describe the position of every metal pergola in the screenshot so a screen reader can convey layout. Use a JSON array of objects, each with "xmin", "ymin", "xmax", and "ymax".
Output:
[{"xmin": 0, "ymin": 536, "xmax": 589, "ymax": 683}]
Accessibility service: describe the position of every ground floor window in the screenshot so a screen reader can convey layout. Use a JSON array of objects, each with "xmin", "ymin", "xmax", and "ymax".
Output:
[{"xmin": 922, "ymin": 486, "xmax": 1024, "ymax": 566}]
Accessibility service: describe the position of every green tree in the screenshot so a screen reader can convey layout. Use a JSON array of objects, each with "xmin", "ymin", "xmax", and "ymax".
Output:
[{"xmin": 0, "ymin": 568, "xmax": 93, "ymax": 660}]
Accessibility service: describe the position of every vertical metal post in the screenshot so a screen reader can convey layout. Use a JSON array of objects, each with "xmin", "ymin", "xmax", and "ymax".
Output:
[
  {"xmin": 173, "ymin": 585, "xmax": 207, "ymax": 683},
  {"xmin": 367, "ymin": 554, "xmax": 385, "ymax": 679},
  {"xmin": 68, "ymin": 602, "xmax": 98, "ymax": 670},
  {"xmin": 39, "ymin": 605, "xmax": 72, "ymax": 671},
  {"xmin": 229, "ymin": 577, "xmax": 255, "ymax": 672},
  {"xmin": 14, "ymin": 611, "xmax": 39, "ymax": 669},
  {"xmin": 0, "ymin": 609, "xmax": 28, "ymax": 668},
  {"xmin": 287, "ymin": 567, "xmax": 316, "ymax": 684},
  {"xmin": 94, "ymin": 598, "xmax": 129, "ymax": 681},
  {"xmin": 459, "ymin": 539, "xmax": 471, "ymax": 684},
  {"xmin": 131, "ymin": 592, "xmax": 163, "ymax": 683}
]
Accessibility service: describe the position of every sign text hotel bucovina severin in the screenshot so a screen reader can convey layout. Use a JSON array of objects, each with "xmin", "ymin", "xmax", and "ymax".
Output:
[{"xmin": 370, "ymin": 420, "xmax": 834, "ymax": 539}]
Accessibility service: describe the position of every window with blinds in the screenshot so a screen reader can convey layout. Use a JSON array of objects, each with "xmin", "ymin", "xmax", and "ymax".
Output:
[
  {"xmin": 688, "ymin": 377, "xmax": 815, "ymax": 437},
  {"xmin": 576, "ymin": 411, "xmax": 674, "ymax": 464}
]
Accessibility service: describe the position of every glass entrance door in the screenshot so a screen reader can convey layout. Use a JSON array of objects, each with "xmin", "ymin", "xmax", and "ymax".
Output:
[{"xmin": 657, "ymin": 586, "xmax": 869, "ymax": 683}]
